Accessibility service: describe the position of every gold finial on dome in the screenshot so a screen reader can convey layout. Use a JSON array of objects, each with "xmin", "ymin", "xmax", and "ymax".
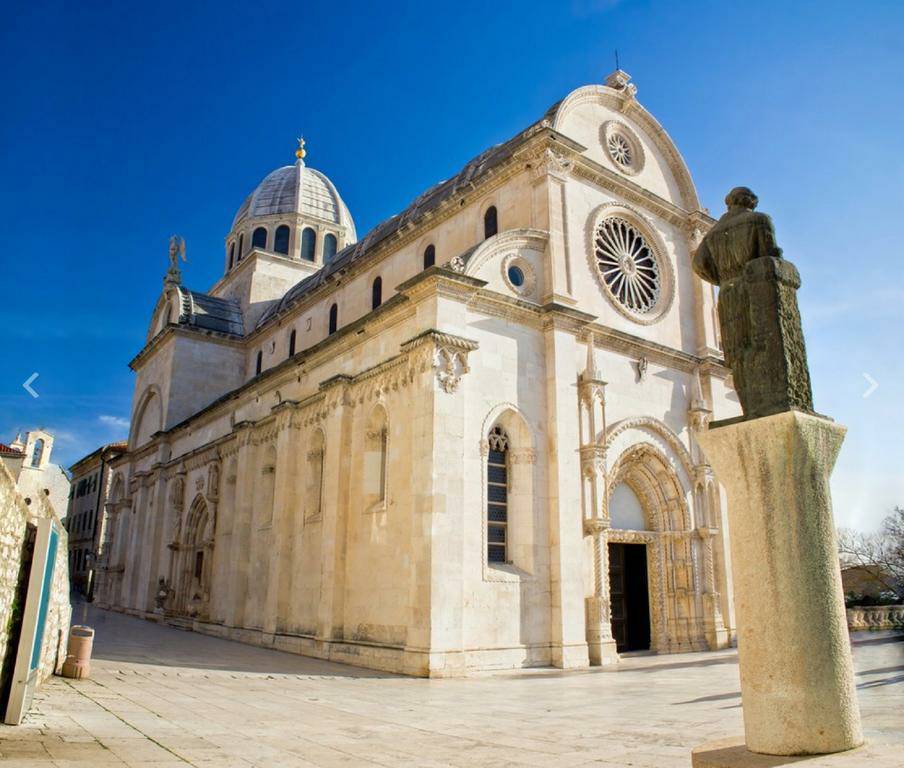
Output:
[{"xmin": 295, "ymin": 136, "xmax": 307, "ymax": 163}]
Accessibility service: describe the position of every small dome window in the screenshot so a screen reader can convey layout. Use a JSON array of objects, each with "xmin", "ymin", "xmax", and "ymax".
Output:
[
  {"xmin": 324, "ymin": 233, "xmax": 338, "ymax": 263},
  {"xmin": 228, "ymin": 242, "xmax": 235, "ymax": 270},
  {"xmin": 507, "ymin": 265, "xmax": 525, "ymax": 287},
  {"xmin": 252, "ymin": 227, "xmax": 267, "ymax": 250},
  {"xmin": 237, "ymin": 234, "xmax": 245, "ymax": 261},
  {"xmin": 423, "ymin": 244, "xmax": 435, "ymax": 269},
  {"xmin": 274, "ymin": 225, "xmax": 290, "ymax": 255},
  {"xmin": 301, "ymin": 228, "xmax": 317, "ymax": 261},
  {"xmin": 484, "ymin": 206, "xmax": 498, "ymax": 239}
]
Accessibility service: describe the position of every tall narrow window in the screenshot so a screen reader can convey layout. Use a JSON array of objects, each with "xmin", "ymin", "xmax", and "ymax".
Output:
[
  {"xmin": 274, "ymin": 225, "xmax": 290, "ymax": 255},
  {"xmin": 486, "ymin": 425, "xmax": 509, "ymax": 563},
  {"xmin": 365, "ymin": 407, "xmax": 389, "ymax": 510},
  {"xmin": 255, "ymin": 350, "xmax": 262, "ymax": 375},
  {"xmin": 379, "ymin": 426, "xmax": 388, "ymax": 502},
  {"xmin": 288, "ymin": 328, "xmax": 296, "ymax": 357},
  {"xmin": 228, "ymin": 242, "xmax": 235, "ymax": 270},
  {"xmin": 484, "ymin": 206, "xmax": 498, "ymax": 239},
  {"xmin": 371, "ymin": 276, "xmax": 382, "ymax": 309},
  {"xmin": 301, "ymin": 227, "xmax": 316, "ymax": 261},
  {"xmin": 328, "ymin": 303, "xmax": 338, "ymax": 335},
  {"xmin": 423, "ymin": 244, "xmax": 435, "ymax": 269},
  {"xmin": 252, "ymin": 227, "xmax": 267, "ymax": 250},
  {"xmin": 237, "ymin": 233, "xmax": 245, "ymax": 261},
  {"xmin": 31, "ymin": 439, "xmax": 44, "ymax": 468},
  {"xmin": 306, "ymin": 431, "xmax": 325, "ymax": 521},
  {"xmin": 323, "ymin": 233, "xmax": 338, "ymax": 263}
]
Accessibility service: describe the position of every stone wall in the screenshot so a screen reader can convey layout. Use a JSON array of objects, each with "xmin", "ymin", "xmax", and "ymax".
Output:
[{"xmin": 0, "ymin": 461, "xmax": 71, "ymax": 695}]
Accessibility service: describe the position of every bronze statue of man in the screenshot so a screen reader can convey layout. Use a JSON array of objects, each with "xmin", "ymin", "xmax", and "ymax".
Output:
[{"xmin": 693, "ymin": 187, "xmax": 814, "ymax": 421}]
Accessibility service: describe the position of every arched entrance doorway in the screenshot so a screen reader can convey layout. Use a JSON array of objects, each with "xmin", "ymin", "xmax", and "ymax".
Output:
[
  {"xmin": 607, "ymin": 442, "xmax": 705, "ymax": 653},
  {"xmin": 608, "ymin": 482, "xmax": 650, "ymax": 651},
  {"xmin": 174, "ymin": 495, "xmax": 212, "ymax": 618}
]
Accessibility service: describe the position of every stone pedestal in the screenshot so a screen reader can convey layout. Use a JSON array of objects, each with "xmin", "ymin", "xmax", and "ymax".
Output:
[{"xmin": 697, "ymin": 411, "xmax": 862, "ymax": 756}]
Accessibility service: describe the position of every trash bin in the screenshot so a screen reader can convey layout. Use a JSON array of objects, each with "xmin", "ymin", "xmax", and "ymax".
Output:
[{"xmin": 61, "ymin": 625, "xmax": 94, "ymax": 680}]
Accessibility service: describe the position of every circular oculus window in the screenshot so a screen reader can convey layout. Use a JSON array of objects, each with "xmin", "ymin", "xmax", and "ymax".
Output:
[
  {"xmin": 501, "ymin": 254, "xmax": 536, "ymax": 297},
  {"xmin": 507, "ymin": 265, "xmax": 525, "ymax": 287},
  {"xmin": 602, "ymin": 121, "xmax": 644, "ymax": 175},
  {"xmin": 593, "ymin": 217, "xmax": 662, "ymax": 316}
]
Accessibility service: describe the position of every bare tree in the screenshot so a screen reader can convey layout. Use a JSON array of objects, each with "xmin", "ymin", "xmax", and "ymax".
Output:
[{"xmin": 837, "ymin": 506, "xmax": 904, "ymax": 598}]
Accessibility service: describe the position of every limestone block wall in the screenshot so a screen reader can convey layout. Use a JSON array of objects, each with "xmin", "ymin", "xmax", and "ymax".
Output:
[{"xmin": 0, "ymin": 461, "xmax": 71, "ymax": 692}]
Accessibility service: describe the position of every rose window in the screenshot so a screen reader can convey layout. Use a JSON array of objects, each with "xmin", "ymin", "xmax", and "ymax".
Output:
[
  {"xmin": 593, "ymin": 217, "xmax": 661, "ymax": 314},
  {"xmin": 607, "ymin": 133, "xmax": 633, "ymax": 169}
]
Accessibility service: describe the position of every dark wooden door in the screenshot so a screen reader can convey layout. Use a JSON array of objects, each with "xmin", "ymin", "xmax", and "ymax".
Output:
[
  {"xmin": 608, "ymin": 542, "xmax": 651, "ymax": 652},
  {"xmin": 608, "ymin": 543, "xmax": 627, "ymax": 650}
]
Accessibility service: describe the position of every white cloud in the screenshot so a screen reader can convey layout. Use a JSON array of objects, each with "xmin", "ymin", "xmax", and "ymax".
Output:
[{"xmin": 98, "ymin": 415, "xmax": 130, "ymax": 430}]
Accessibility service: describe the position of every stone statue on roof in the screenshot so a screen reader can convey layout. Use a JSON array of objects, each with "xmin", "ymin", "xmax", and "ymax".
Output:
[
  {"xmin": 165, "ymin": 235, "xmax": 186, "ymax": 285},
  {"xmin": 692, "ymin": 187, "xmax": 814, "ymax": 421}
]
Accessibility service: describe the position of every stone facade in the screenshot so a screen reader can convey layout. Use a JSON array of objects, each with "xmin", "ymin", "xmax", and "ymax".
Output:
[
  {"xmin": 64, "ymin": 442, "xmax": 127, "ymax": 596},
  {"xmin": 98, "ymin": 71, "xmax": 740, "ymax": 676},
  {"xmin": 0, "ymin": 461, "xmax": 71, "ymax": 696}
]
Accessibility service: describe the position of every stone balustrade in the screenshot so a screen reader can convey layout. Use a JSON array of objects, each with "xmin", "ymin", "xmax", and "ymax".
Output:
[{"xmin": 847, "ymin": 604, "xmax": 904, "ymax": 631}]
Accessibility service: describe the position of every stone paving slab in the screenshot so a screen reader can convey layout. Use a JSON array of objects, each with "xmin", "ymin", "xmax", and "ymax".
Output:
[{"xmin": 0, "ymin": 608, "xmax": 901, "ymax": 767}]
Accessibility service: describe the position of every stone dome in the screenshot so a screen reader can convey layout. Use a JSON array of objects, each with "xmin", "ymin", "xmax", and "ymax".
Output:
[{"xmin": 231, "ymin": 159, "xmax": 356, "ymax": 239}]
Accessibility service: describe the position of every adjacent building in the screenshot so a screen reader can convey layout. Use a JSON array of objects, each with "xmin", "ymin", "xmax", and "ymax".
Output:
[
  {"xmin": 98, "ymin": 71, "xmax": 741, "ymax": 676},
  {"xmin": 65, "ymin": 442, "xmax": 127, "ymax": 597},
  {"xmin": 2, "ymin": 430, "xmax": 70, "ymax": 520}
]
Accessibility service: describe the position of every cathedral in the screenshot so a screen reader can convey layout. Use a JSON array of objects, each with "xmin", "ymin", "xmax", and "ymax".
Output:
[{"xmin": 96, "ymin": 71, "xmax": 740, "ymax": 676}]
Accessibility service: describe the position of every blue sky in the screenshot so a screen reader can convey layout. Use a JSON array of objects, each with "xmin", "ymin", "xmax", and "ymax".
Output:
[{"xmin": 1, "ymin": 1, "xmax": 901, "ymax": 530}]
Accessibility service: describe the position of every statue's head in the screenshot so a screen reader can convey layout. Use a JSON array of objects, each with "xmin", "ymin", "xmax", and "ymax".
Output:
[{"xmin": 725, "ymin": 186, "xmax": 758, "ymax": 210}]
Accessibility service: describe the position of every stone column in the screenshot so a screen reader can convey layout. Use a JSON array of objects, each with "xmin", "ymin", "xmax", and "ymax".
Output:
[
  {"xmin": 579, "ymin": 333, "xmax": 618, "ymax": 665},
  {"xmin": 542, "ymin": 314, "xmax": 590, "ymax": 669},
  {"xmin": 530, "ymin": 148, "xmax": 576, "ymax": 306},
  {"xmin": 697, "ymin": 411, "xmax": 862, "ymax": 755},
  {"xmin": 688, "ymin": 369, "xmax": 728, "ymax": 650}
]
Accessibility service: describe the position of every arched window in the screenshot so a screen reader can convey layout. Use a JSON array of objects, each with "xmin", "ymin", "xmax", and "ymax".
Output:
[
  {"xmin": 31, "ymin": 439, "xmax": 44, "ymax": 468},
  {"xmin": 323, "ymin": 233, "xmax": 338, "ymax": 263},
  {"xmin": 274, "ymin": 225, "xmax": 290, "ymax": 255},
  {"xmin": 288, "ymin": 329, "xmax": 296, "ymax": 357},
  {"xmin": 252, "ymin": 227, "xmax": 267, "ymax": 250},
  {"xmin": 484, "ymin": 206, "xmax": 498, "ymax": 239},
  {"xmin": 228, "ymin": 242, "xmax": 235, "ymax": 270},
  {"xmin": 371, "ymin": 276, "xmax": 382, "ymax": 309},
  {"xmin": 255, "ymin": 350, "xmax": 262, "ymax": 375},
  {"xmin": 423, "ymin": 244, "xmax": 435, "ymax": 269},
  {"xmin": 301, "ymin": 227, "xmax": 316, "ymax": 261},
  {"xmin": 486, "ymin": 425, "xmax": 509, "ymax": 563},
  {"xmin": 328, "ymin": 303, "xmax": 338, "ymax": 335},
  {"xmin": 237, "ymin": 233, "xmax": 245, "ymax": 261}
]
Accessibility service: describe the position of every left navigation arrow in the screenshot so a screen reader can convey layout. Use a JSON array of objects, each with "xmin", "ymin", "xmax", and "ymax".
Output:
[{"xmin": 22, "ymin": 372, "xmax": 39, "ymax": 398}]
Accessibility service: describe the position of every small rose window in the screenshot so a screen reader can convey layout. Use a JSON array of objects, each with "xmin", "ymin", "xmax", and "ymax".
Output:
[{"xmin": 607, "ymin": 133, "xmax": 633, "ymax": 169}]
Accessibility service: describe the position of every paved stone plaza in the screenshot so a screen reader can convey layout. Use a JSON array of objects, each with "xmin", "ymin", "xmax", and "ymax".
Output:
[{"xmin": 1, "ymin": 607, "xmax": 901, "ymax": 767}]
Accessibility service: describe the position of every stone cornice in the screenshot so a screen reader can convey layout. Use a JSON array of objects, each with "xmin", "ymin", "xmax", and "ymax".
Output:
[{"xmin": 571, "ymin": 155, "xmax": 696, "ymax": 230}]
